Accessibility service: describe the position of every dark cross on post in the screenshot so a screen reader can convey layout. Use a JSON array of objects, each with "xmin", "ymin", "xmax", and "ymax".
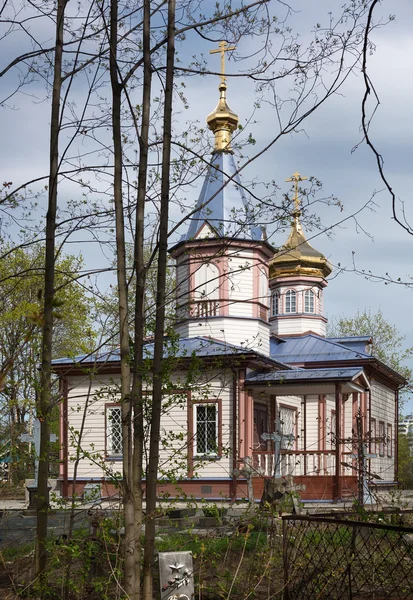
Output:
[
  {"xmin": 261, "ymin": 415, "xmax": 295, "ymax": 479},
  {"xmin": 19, "ymin": 418, "xmax": 57, "ymax": 486}
]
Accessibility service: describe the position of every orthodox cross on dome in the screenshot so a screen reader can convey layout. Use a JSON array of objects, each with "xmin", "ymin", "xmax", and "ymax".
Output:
[
  {"xmin": 210, "ymin": 40, "xmax": 236, "ymax": 83},
  {"xmin": 286, "ymin": 171, "xmax": 308, "ymax": 219}
]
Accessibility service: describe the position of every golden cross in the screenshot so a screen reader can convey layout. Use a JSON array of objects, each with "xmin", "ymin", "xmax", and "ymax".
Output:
[
  {"xmin": 286, "ymin": 171, "xmax": 308, "ymax": 213},
  {"xmin": 210, "ymin": 41, "xmax": 236, "ymax": 83}
]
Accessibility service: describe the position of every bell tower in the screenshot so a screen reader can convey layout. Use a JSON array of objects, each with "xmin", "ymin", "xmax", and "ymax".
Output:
[{"xmin": 170, "ymin": 42, "xmax": 273, "ymax": 355}]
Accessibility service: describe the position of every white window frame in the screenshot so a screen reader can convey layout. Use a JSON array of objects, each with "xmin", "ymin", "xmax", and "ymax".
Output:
[
  {"xmin": 285, "ymin": 290, "xmax": 296, "ymax": 314},
  {"xmin": 106, "ymin": 405, "xmax": 123, "ymax": 458},
  {"xmin": 272, "ymin": 293, "xmax": 279, "ymax": 316},
  {"xmin": 304, "ymin": 290, "xmax": 315, "ymax": 314},
  {"xmin": 194, "ymin": 403, "xmax": 218, "ymax": 456}
]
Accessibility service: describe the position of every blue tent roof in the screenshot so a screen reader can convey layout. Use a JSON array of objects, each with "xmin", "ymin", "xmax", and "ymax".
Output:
[
  {"xmin": 177, "ymin": 152, "xmax": 264, "ymax": 243},
  {"xmin": 270, "ymin": 334, "xmax": 372, "ymax": 364}
]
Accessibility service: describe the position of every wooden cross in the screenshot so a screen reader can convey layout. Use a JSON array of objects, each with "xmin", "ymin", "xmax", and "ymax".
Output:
[
  {"xmin": 286, "ymin": 171, "xmax": 308, "ymax": 213},
  {"xmin": 19, "ymin": 418, "xmax": 57, "ymax": 485},
  {"xmin": 262, "ymin": 416, "xmax": 295, "ymax": 479},
  {"xmin": 210, "ymin": 41, "xmax": 236, "ymax": 83}
]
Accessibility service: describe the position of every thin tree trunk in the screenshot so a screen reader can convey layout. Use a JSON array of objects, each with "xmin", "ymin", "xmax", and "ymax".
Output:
[
  {"xmin": 130, "ymin": 0, "xmax": 153, "ymax": 597},
  {"xmin": 36, "ymin": 0, "xmax": 66, "ymax": 583},
  {"xmin": 142, "ymin": 1, "xmax": 175, "ymax": 598},
  {"xmin": 109, "ymin": 0, "xmax": 134, "ymax": 594}
]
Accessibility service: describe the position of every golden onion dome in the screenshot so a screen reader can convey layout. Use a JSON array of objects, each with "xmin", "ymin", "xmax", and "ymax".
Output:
[
  {"xmin": 269, "ymin": 215, "xmax": 333, "ymax": 280},
  {"xmin": 206, "ymin": 81, "xmax": 239, "ymax": 152}
]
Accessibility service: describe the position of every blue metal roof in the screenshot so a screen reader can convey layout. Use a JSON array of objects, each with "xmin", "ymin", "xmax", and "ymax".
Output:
[
  {"xmin": 52, "ymin": 336, "xmax": 288, "ymax": 367},
  {"xmin": 270, "ymin": 334, "xmax": 372, "ymax": 363},
  {"xmin": 179, "ymin": 152, "xmax": 264, "ymax": 242},
  {"xmin": 327, "ymin": 336, "xmax": 371, "ymax": 354},
  {"xmin": 246, "ymin": 366, "xmax": 364, "ymax": 384}
]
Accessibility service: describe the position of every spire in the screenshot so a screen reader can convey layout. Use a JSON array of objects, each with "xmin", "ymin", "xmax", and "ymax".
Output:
[
  {"xmin": 207, "ymin": 41, "xmax": 239, "ymax": 153},
  {"xmin": 269, "ymin": 172, "xmax": 332, "ymax": 279}
]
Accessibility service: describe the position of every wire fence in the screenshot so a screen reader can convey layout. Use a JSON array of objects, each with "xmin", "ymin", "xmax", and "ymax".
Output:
[{"xmin": 283, "ymin": 512, "xmax": 413, "ymax": 600}]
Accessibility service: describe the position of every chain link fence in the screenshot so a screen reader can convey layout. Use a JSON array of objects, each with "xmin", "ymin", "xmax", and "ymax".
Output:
[{"xmin": 283, "ymin": 512, "xmax": 413, "ymax": 599}]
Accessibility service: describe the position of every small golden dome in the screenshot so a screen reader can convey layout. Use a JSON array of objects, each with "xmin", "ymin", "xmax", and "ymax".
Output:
[
  {"xmin": 206, "ymin": 81, "xmax": 239, "ymax": 152},
  {"xmin": 269, "ymin": 216, "xmax": 333, "ymax": 280}
]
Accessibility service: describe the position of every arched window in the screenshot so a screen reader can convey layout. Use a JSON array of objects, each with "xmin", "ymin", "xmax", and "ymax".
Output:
[
  {"xmin": 194, "ymin": 263, "xmax": 220, "ymax": 299},
  {"xmin": 304, "ymin": 290, "xmax": 315, "ymax": 313},
  {"xmin": 285, "ymin": 290, "xmax": 296, "ymax": 313},
  {"xmin": 272, "ymin": 292, "xmax": 279, "ymax": 316}
]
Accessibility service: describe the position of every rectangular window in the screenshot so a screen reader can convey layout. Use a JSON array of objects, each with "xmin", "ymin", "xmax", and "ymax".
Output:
[
  {"xmin": 387, "ymin": 424, "xmax": 392, "ymax": 458},
  {"xmin": 272, "ymin": 294, "xmax": 279, "ymax": 316},
  {"xmin": 279, "ymin": 406, "xmax": 296, "ymax": 450},
  {"xmin": 379, "ymin": 421, "xmax": 385, "ymax": 457},
  {"xmin": 285, "ymin": 291, "xmax": 296, "ymax": 313},
  {"xmin": 195, "ymin": 404, "xmax": 218, "ymax": 456},
  {"xmin": 106, "ymin": 406, "xmax": 122, "ymax": 457},
  {"xmin": 304, "ymin": 290, "xmax": 315, "ymax": 313},
  {"xmin": 371, "ymin": 418, "xmax": 376, "ymax": 453}
]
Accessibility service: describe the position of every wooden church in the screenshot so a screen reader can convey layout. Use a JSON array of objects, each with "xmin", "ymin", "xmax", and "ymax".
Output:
[{"xmin": 54, "ymin": 47, "xmax": 405, "ymax": 503}]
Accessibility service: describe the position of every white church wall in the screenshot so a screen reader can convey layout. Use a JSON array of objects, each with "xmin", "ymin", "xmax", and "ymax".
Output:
[
  {"xmin": 176, "ymin": 318, "xmax": 270, "ymax": 355},
  {"xmin": 304, "ymin": 395, "xmax": 320, "ymax": 453},
  {"xmin": 65, "ymin": 367, "xmax": 235, "ymax": 483},
  {"xmin": 370, "ymin": 380, "xmax": 396, "ymax": 482}
]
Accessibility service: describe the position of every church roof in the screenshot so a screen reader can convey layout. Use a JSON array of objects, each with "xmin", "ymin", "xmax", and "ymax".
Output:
[
  {"xmin": 269, "ymin": 213, "xmax": 332, "ymax": 280},
  {"xmin": 177, "ymin": 151, "xmax": 264, "ymax": 243},
  {"xmin": 270, "ymin": 333, "xmax": 371, "ymax": 363},
  {"xmin": 246, "ymin": 366, "xmax": 366, "ymax": 384},
  {"xmin": 52, "ymin": 336, "xmax": 288, "ymax": 369}
]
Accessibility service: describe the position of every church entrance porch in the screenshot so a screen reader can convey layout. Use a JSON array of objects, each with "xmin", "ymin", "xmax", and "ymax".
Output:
[{"xmin": 246, "ymin": 367, "xmax": 370, "ymax": 502}]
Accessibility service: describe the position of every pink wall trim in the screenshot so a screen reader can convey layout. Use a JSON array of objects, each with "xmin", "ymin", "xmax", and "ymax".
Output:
[
  {"xmin": 238, "ymin": 370, "xmax": 246, "ymax": 458},
  {"xmin": 318, "ymin": 395, "xmax": 326, "ymax": 451},
  {"xmin": 245, "ymin": 390, "xmax": 254, "ymax": 455}
]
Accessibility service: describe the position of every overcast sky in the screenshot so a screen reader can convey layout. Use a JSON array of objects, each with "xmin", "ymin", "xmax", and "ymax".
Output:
[{"xmin": 1, "ymin": 0, "xmax": 412, "ymax": 409}]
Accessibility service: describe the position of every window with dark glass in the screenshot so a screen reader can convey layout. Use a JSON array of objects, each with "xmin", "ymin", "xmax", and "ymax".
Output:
[
  {"xmin": 285, "ymin": 290, "xmax": 296, "ymax": 313},
  {"xmin": 304, "ymin": 290, "xmax": 315, "ymax": 313},
  {"xmin": 272, "ymin": 293, "xmax": 279, "ymax": 316}
]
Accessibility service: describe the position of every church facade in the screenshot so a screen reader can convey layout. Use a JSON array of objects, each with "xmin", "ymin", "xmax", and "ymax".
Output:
[{"xmin": 54, "ymin": 60, "xmax": 405, "ymax": 503}]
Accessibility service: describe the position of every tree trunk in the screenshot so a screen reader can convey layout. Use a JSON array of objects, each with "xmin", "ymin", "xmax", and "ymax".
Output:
[
  {"xmin": 130, "ymin": 0, "xmax": 153, "ymax": 598},
  {"xmin": 109, "ymin": 0, "xmax": 134, "ymax": 594},
  {"xmin": 35, "ymin": 0, "xmax": 65, "ymax": 584},
  {"xmin": 142, "ymin": 1, "xmax": 175, "ymax": 598}
]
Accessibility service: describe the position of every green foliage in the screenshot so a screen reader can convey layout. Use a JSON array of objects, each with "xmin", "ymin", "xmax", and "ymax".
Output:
[
  {"xmin": 398, "ymin": 433, "xmax": 413, "ymax": 489},
  {"xmin": 328, "ymin": 309, "xmax": 412, "ymax": 403},
  {"xmin": 0, "ymin": 243, "xmax": 95, "ymax": 482}
]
